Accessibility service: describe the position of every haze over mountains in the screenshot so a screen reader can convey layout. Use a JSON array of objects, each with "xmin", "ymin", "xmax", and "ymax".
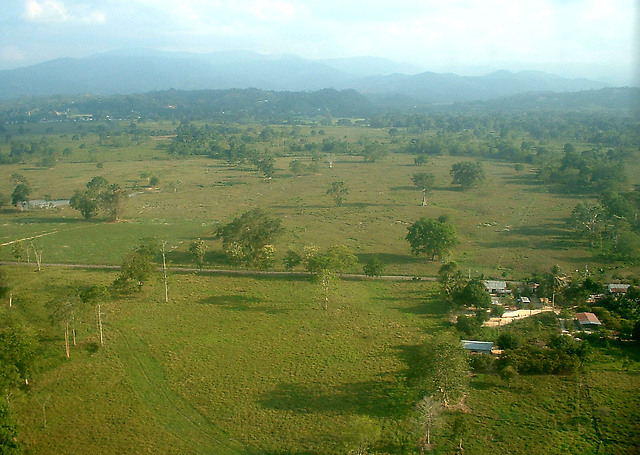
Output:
[{"xmin": 0, "ymin": 49, "xmax": 613, "ymax": 104}]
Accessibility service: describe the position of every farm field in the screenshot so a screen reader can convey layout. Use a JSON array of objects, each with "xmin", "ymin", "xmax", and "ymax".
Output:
[{"xmin": 4, "ymin": 266, "xmax": 639, "ymax": 454}]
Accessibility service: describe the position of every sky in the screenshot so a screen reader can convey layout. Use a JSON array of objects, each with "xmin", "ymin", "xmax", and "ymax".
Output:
[{"xmin": 0, "ymin": 0, "xmax": 638, "ymax": 85}]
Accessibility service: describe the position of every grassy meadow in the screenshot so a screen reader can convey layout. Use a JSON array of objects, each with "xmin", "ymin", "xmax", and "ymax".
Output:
[
  {"xmin": 3, "ymin": 265, "xmax": 639, "ymax": 454},
  {"xmin": 2, "ymin": 121, "xmax": 636, "ymax": 280},
  {"xmin": 1, "ymin": 120, "xmax": 639, "ymax": 454}
]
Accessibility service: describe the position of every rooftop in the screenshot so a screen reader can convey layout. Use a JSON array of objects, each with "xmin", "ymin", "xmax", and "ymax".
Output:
[
  {"xmin": 462, "ymin": 340, "xmax": 494, "ymax": 351},
  {"xmin": 576, "ymin": 312, "xmax": 602, "ymax": 326}
]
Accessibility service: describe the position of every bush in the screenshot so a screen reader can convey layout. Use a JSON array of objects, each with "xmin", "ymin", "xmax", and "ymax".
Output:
[
  {"xmin": 469, "ymin": 354, "xmax": 495, "ymax": 373},
  {"xmin": 363, "ymin": 256, "xmax": 385, "ymax": 277}
]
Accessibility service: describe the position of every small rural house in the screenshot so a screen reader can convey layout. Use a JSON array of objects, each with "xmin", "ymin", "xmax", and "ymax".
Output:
[
  {"xmin": 608, "ymin": 284, "xmax": 630, "ymax": 294},
  {"xmin": 461, "ymin": 340, "xmax": 494, "ymax": 354},
  {"xmin": 484, "ymin": 280, "xmax": 510, "ymax": 295},
  {"xmin": 518, "ymin": 296, "xmax": 531, "ymax": 305},
  {"xmin": 575, "ymin": 312, "xmax": 602, "ymax": 331}
]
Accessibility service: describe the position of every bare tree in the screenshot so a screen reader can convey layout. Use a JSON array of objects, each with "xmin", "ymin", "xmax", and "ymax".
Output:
[
  {"xmin": 29, "ymin": 241, "xmax": 42, "ymax": 271},
  {"xmin": 416, "ymin": 395, "xmax": 442, "ymax": 453},
  {"xmin": 79, "ymin": 284, "xmax": 110, "ymax": 346},
  {"xmin": 35, "ymin": 395, "xmax": 51, "ymax": 428}
]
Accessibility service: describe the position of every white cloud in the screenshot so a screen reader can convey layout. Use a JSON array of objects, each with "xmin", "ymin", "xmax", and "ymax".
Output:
[
  {"xmin": 4, "ymin": 0, "xmax": 634, "ymax": 82},
  {"xmin": 23, "ymin": 0, "xmax": 106, "ymax": 25}
]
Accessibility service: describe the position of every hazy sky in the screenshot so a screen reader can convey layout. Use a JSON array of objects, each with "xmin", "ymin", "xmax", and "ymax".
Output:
[{"xmin": 1, "ymin": 0, "xmax": 638, "ymax": 84}]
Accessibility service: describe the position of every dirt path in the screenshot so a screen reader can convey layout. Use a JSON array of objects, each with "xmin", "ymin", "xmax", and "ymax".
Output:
[
  {"xmin": 117, "ymin": 327, "xmax": 246, "ymax": 454},
  {"xmin": 0, "ymin": 260, "xmax": 437, "ymax": 282},
  {"xmin": 0, "ymin": 224, "xmax": 95, "ymax": 247}
]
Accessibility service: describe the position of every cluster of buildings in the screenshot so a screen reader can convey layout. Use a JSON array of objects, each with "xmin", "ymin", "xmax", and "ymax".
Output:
[{"xmin": 460, "ymin": 280, "xmax": 632, "ymax": 354}]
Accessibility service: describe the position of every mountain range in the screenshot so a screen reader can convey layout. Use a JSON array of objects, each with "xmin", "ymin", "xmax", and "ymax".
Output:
[{"xmin": 0, "ymin": 49, "xmax": 613, "ymax": 103}]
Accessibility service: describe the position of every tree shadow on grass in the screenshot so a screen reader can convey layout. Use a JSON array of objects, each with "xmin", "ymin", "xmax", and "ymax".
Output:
[
  {"xmin": 479, "ymin": 223, "xmax": 576, "ymax": 251},
  {"xmin": 470, "ymin": 376, "xmax": 498, "ymax": 391},
  {"xmin": 510, "ymin": 223, "xmax": 569, "ymax": 238},
  {"xmin": 200, "ymin": 294, "xmax": 288, "ymax": 314},
  {"xmin": 13, "ymin": 216, "xmax": 87, "ymax": 224},
  {"xmin": 376, "ymin": 292, "xmax": 449, "ymax": 317},
  {"xmin": 259, "ymin": 378, "xmax": 412, "ymax": 418},
  {"xmin": 356, "ymin": 252, "xmax": 423, "ymax": 266},
  {"xmin": 342, "ymin": 202, "xmax": 384, "ymax": 209}
]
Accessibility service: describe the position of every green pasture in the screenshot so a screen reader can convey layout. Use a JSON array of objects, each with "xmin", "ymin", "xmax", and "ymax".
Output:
[
  {"xmin": 461, "ymin": 344, "xmax": 640, "ymax": 455},
  {"xmin": 7, "ymin": 266, "xmax": 436, "ymax": 454},
  {"xmin": 4, "ymin": 265, "xmax": 639, "ymax": 454},
  {"xmin": 1, "ymin": 122, "xmax": 630, "ymax": 280}
]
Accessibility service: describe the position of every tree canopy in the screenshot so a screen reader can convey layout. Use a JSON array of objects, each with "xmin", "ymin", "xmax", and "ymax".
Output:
[
  {"xmin": 217, "ymin": 209, "xmax": 283, "ymax": 266},
  {"xmin": 450, "ymin": 161, "xmax": 485, "ymax": 190},
  {"xmin": 70, "ymin": 177, "xmax": 126, "ymax": 221},
  {"xmin": 326, "ymin": 181, "xmax": 349, "ymax": 206},
  {"xmin": 11, "ymin": 183, "xmax": 30, "ymax": 207},
  {"xmin": 411, "ymin": 172, "xmax": 435, "ymax": 206},
  {"xmin": 113, "ymin": 237, "xmax": 159, "ymax": 292},
  {"xmin": 406, "ymin": 217, "xmax": 457, "ymax": 261}
]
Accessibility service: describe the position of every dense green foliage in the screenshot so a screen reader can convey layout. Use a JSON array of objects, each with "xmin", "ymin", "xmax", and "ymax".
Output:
[
  {"xmin": 406, "ymin": 217, "xmax": 457, "ymax": 261},
  {"xmin": 113, "ymin": 238, "xmax": 160, "ymax": 292},
  {"xmin": 216, "ymin": 209, "xmax": 283, "ymax": 266},
  {"xmin": 450, "ymin": 161, "xmax": 485, "ymax": 190}
]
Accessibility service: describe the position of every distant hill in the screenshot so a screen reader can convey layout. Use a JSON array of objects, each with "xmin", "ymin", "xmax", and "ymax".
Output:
[
  {"xmin": 454, "ymin": 87, "xmax": 640, "ymax": 112},
  {"xmin": 350, "ymin": 70, "xmax": 609, "ymax": 104},
  {"xmin": 0, "ymin": 49, "xmax": 612, "ymax": 103},
  {"xmin": 0, "ymin": 88, "xmax": 374, "ymax": 123}
]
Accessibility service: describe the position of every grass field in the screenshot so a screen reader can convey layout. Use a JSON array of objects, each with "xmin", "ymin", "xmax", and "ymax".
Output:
[
  {"xmin": 2, "ymin": 120, "xmax": 639, "ymax": 454},
  {"xmin": 7, "ymin": 266, "xmax": 437, "ymax": 454},
  {"xmin": 3, "ymin": 122, "xmax": 636, "ymax": 280},
  {"xmin": 4, "ymin": 266, "xmax": 639, "ymax": 454}
]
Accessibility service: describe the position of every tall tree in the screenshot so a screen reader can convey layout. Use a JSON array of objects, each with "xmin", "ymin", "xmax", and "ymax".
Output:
[
  {"xmin": 406, "ymin": 217, "xmax": 457, "ymax": 261},
  {"xmin": 450, "ymin": 161, "xmax": 484, "ymax": 190},
  {"xmin": 567, "ymin": 202, "xmax": 606, "ymax": 248},
  {"xmin": 70, "ymin": 177, "xmax": 125, "ymax": 221},
  {"xmin": 0, "ymin": 312, "xmax": 37, "ymax": 391},
  {"xmin": 189, "ymin": 239, "xmax": 206, "ymax": 269},
  {"xmin": 10, "ymin": 183, "xmax": 30, "ymax": 207},
  {"xmin": 437, "ymin": 262, "xmax": 464, "ymax": 302},
  {"xmin": 412, "ymin": 172, "xmax": 435, "ymax": 206},
  {"xmin": 217, "ymin": 209, "xmax": 283, "ymax": 266},
  {"xmin": 305, "ymin": 245, "xmax": 358, "ymax": 309},
  {"xmin": 421, "ymin": 333, "xmax": 469, "ymax": 408},
  {"xmin": 326, "ymin": 181, "xmax": 349, "ymax": 206},
  {"xmin": 113, "ymin": 237, "xmax": 159, "ymax": 292},
  {"xmin": 79, "ymin": 284, "xmax": 110, "ymax": 346},
  {"xmin": 455, "ymin": 278, "xmax": 492, "ymax": 309},
  {"xmin": 100, "ymin": 184, "xmax": 126, "ymax": 221}
]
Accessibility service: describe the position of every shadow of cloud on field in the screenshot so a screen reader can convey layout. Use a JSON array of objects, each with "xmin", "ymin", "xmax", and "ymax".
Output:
[
  {"xmin": 200, "ymin": 294, "xmax": 288, "ymax": 314},
  {"xmin": 259, "ymin": 379, "xmax": 411, "ymax": 418}
]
